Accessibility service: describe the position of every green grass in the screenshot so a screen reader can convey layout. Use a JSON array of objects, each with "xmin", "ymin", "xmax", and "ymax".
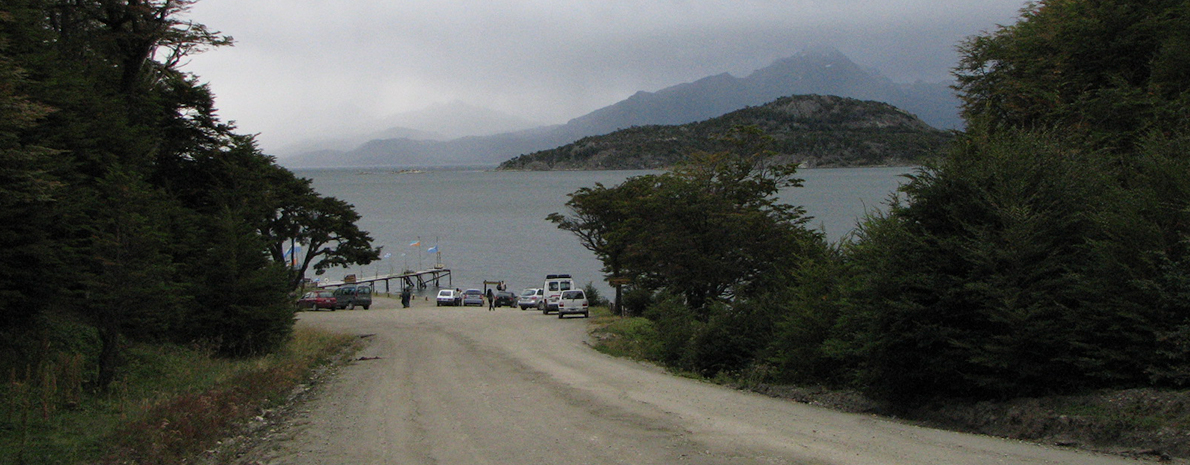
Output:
[
  {"xmin": 1, "ymin": 327, "xmax": 361, "ymax": 465},
  {"xmin": 587, "ymin": 307, "xmax": 660, "ymax": 361}
]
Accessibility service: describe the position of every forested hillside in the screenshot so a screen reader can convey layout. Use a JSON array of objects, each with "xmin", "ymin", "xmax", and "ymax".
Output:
[
  {"xmin": 500, "ymin": 95, "xmax": 952, "ymax": 170},
  {"xmin": 0, "ymin": 0, "xmax": 378, "ymax": 395}
]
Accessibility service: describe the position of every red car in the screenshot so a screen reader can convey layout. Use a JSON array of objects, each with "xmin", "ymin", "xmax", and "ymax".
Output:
[{"xmin": 296, "ymin": 290, "xmax": 338, "ymax": 311}]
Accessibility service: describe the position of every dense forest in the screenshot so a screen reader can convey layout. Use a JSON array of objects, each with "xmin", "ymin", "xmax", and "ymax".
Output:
[
  {"xmin": 0, "ymin": 0, "xmax": 379, "ymax": 393},
  {"xmin": 552, "ymin": 0, "xmax": 1190, "ymax": 402},
  {"xmin": 500, "ymin": 95, "xmax": 952, "ymax": 170}
]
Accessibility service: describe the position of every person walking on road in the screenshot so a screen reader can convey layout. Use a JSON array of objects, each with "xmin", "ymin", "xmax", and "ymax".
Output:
[{"xmin": 486, "ymin": 288, "xmax": 495, "ymax": 311}]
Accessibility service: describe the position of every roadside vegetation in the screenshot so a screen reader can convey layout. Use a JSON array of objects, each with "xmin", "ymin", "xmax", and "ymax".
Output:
[
  {"xmin": 589, "ymin": 313, "xmax": 1190, "ymax": 460},
  {"xmin": 559, "ymin": 0, "xmax": 1190, "ymax": 460},
  {"xmin": 1, "ymin": 2, "xmax": 380, "ymax": 463},
  {"xmin": 1, "ymin": 327, "xmax": 361, "ymax": 464}
]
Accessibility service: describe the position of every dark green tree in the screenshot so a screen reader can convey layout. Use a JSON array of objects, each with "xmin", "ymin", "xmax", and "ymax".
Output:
[
  {"xmin": 550, "ymin": 127, "xmax": 825, "ymax": 317},
  {"xmin": 0, "ymin": 15, "xmax": 66, "ymax": 375},
  {"xmin": 546, "ymin": 174, "xmax": 652, "ymax": 314},
  {"xmin": 1, "ymin": 0, "xmax": 380, "ymax": 382},
  {"xmin": 833, "ymin": 0, "xmax": 1190, "ymax": 401},
  {"xmin": 838, "ymin": 131, "xmax": 1137, "ymax": 400},
  {"xmin": 954, "ymin": 0, "xmax": 1190, "ymax": 150},
  {"xmin": 550, "ymin": 127, "xmax": 831, "ymax": 378},
  {"xmin": 260, "ymin": 175, "xmax": 382, "ymax": 289},
  {"xmin": 81, "ymin": 167, "xmax": 185, "ymax": 386}
]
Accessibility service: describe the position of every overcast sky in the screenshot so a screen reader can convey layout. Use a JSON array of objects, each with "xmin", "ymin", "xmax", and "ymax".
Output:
[{"xmin": 183, "ymin": 0, "xmax": 1029, "ymax": 153}]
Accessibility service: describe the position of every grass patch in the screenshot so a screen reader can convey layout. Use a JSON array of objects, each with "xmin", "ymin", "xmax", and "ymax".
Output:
[
  {"xmin": 587, "ymin": 307, "xmax": 659, "ymax": 361},
  {"xmin": 1, "ymin": 327, "xmax": 360, "ymax": 465}
]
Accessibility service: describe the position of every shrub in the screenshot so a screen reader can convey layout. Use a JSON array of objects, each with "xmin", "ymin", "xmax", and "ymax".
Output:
[
  {"xmin": 643, "ymin": 294, "xmax": 702, "ymax": 369},
  {"xmin": 583, "ymin": 281, "xmax": 608, "ymax": 307}
]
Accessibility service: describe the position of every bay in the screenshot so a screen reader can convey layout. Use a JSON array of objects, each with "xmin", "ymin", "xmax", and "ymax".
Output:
[{"xmin": 297, "ymin": 167, "xmax": 915, "ymax": 298}]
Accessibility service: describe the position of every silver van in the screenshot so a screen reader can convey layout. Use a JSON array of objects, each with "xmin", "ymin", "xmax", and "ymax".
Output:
[{"xmin": 333, "ymin": 285, "xmax": 372, "ymax": 310}]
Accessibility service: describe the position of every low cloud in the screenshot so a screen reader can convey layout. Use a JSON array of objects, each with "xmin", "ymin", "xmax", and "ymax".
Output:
[{"xmin": 185, "ymin": 0, "xmax": 1027, "ymax": 152}]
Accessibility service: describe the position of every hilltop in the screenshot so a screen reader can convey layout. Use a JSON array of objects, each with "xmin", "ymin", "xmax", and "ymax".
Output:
[{"xmin": 499, "ymin": 95, "xmax": 953, "ymax": 171}]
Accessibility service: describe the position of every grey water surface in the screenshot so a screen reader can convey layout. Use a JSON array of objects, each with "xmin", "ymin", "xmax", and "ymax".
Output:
[{"xmin": 298, "ymin": 166, "xmax": 915, "ymax": 297}]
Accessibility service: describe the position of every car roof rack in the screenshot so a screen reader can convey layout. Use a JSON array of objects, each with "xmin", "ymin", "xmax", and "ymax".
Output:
[{"xmin": 546, "ymin": 274, "xmax": 572, "ymax": 279}]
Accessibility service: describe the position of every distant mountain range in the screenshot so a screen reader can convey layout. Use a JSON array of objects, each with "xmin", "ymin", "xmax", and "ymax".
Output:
[
  {"xmin": 274, "ymin": 101, "xmax": 543, "ymax": 156},
  {"xmin": 281, "ymin": 47, "xmax": 961, "ymax": 168},
  {"xmin": 500, "ymin": 95, "xmax": 953, "ymax": 171}
]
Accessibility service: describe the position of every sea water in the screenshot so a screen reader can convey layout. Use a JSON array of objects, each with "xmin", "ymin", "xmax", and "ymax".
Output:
[{"xmin": 297, "ymin": 167, "xmax": 915, "ymax": 298}]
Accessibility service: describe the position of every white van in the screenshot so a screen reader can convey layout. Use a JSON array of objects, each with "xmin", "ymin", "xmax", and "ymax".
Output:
[{"xmin": 540, "ymin": 274, "xmax": 575, "ymax": 314}]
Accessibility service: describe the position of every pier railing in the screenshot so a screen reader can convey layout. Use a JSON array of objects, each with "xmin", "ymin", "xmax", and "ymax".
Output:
[{"xmin": 316, "ymin": 268, "xmax": 452, "ymax": 294}]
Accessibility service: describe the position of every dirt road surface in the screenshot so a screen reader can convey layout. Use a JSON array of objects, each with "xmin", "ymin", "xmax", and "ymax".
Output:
[{"xmin": 237, "ymin": 296, "xmax": 1147, "ymax": 464}]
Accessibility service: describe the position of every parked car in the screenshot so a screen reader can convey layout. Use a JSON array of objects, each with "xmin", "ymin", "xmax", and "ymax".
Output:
[
  {"xmin": 517, "ymin": 288, "xmax": 543, "ymax": 310},
  {"xmin": 540, "ymin": 274, "xmax": 575, "ymax": 314},
  {"xmin": 493, "ymin": 290, "xmax": 517, "ymax": 308},
  {"xmin": 333, "ymin": 285, "xmax": 372, "ymax": 310},
  {"xmin": 462, "ymin": 288, "xmax": 484, "ymax": 306},
  {"xmin": 296, "ymin": 290, "xmax": 337, "ymax": 311},
  {"xmin": 437, "ymin": 289, "xmax": 461, "ymax": 306},
  {"xmin": 557, "ymin": 289, "xmax": 589, "ymax": 318}
]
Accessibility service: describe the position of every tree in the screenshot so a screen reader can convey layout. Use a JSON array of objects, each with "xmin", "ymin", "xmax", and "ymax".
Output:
[
  {"xmin": 1, "ymin": 0, "xmax": 380, "ymax": 384},
  {"xmin": 81, "ymin": 167, "xmax": 184, "ymax": 387},
  {"xmin": 550, "ymin": 126, "xmax": 826, "ymax": 317},
  {"xmin": 954, "ymin": 0, "xmax": 1190, "ymax": 149},
  {"xmin": 0, "ymin": 16, "xmax": 67, "ymax": 374},
  {"xmin": 257, "ymin": 169, "xmax": 381, "ymax": 289},
  {"xmin": 546, "ymin": 176, "xmax": 650, "ymax": 314},
  {"xmin": 832, "ymin": 0, "xmax": 1190, "ymax": 401},
  {"xmin": 838, "ymin": 131, "xmax": 1139, "ymax": 401}
]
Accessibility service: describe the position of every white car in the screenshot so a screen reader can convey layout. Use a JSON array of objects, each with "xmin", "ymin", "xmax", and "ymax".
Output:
[
  {"xmin": 556, "ymin": 289, "xmax": 589, "ymax": 318},
  {"xmin": 517, "ymin": 288, "xmax": 543, "ymax": 310},
  {"xmin": 436, "ymin": 289, "xmax": 461, "ymax": 306}
]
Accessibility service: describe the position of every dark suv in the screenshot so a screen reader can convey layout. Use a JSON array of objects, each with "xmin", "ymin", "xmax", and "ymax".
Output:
[{"xmin": 333, "ymin": 285, "xmax": 372, "ymax": 310}]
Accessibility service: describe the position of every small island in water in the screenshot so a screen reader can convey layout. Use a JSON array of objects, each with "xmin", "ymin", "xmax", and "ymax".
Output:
[{"xmin": 499, "ymin": 94, "xmax": 953, "ymax": 171}]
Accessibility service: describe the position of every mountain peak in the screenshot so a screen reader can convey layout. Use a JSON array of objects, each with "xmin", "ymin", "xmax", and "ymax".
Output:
[{"xmin": 795, "ymin": 44, "xmax": 846, "ymax": 59}]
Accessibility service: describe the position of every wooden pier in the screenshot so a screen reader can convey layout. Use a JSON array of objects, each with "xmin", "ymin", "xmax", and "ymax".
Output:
[{"xmin": 317, "ymin": 268, "xmax": 452, "ymax": 294}]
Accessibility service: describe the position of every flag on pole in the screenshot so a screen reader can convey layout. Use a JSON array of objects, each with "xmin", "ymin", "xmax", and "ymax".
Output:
[
  {"xmin": 284, "ymin": 245, "xmax": 302, "ymax": 266},
  {"xmin": 409, "ymin": 240, "xmax": 421, "ymax": 247},
  {"xmin": 427, "ymin": 245, "xmax": 438, "ymax": 253}
]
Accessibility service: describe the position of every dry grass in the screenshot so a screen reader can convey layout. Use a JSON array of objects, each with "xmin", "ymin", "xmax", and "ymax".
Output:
[{"xmin": 1, "ymin": 327, "xmax": 360, "ymax": 465}]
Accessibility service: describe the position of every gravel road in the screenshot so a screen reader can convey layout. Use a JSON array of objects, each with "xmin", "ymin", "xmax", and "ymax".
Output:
[{"xmin": 237, "ymin": 296, "xmax": 1146, "ymax": 464}]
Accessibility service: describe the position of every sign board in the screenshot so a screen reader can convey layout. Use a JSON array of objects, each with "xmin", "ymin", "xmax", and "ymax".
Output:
[{"xmin": 608, "ymin": 277, "xmax": 631, "ymax": 285}]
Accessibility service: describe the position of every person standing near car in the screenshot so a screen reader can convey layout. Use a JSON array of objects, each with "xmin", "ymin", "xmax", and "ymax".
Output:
[{"xmin": 486, "ymin": 288, "xmax": 494, "ymax": 311}]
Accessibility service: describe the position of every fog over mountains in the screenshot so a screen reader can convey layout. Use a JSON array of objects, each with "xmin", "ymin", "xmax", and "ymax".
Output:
[{"xmin": 280, "ymin": 47, "xmax": 961, "ymax": 168}]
